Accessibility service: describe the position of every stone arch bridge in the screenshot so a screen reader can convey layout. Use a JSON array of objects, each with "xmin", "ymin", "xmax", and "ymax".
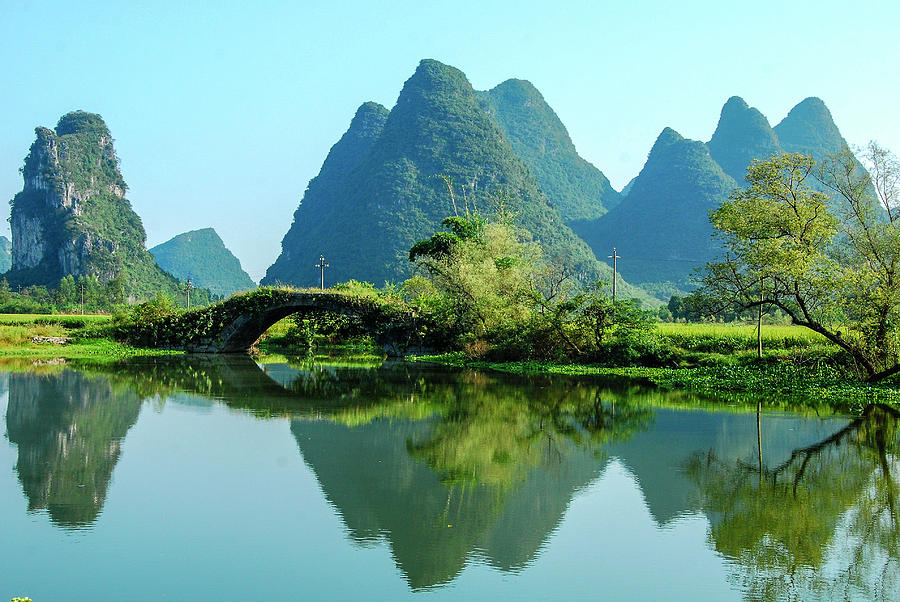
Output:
[{"xmin": 134, "ymin": 289, "xmax": 429, "ymax": 356}]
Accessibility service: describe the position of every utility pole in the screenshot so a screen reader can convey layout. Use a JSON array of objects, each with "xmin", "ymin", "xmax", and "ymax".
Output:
[
  {"xmin": 757, "ymin": 276, "xmax": 764, "ymax": 359},
  {"xmin": 315, "ymin": 255, "xmax": 329, "ymax": 290},
  {"xmin": 186, "ymin": 277, "xmax": 191, "ymax": 310},
  {"xmin": 608, "ymin": 248, "xmax": 621, "ymax": 302}
]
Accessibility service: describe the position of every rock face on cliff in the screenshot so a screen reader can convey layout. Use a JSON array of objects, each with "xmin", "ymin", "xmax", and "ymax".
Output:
[
  {"xmin": 150, "ymin": 228, "xmax": 255, "ymax": 298},
  {"xmin": 6, "ymin": 111, "xmax": 188, "ymax": 299},
  {"xmin": 0, "ymin": 236, "xmax": 10, "ymax": 273}
]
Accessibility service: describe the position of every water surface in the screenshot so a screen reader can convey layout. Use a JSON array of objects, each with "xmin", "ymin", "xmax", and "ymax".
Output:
[{"xmin": 2, "ymin": 356, "xmax": 897, "ymax": 600}]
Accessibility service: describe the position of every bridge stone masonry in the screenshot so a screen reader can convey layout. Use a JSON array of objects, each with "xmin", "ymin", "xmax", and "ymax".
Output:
[{"xmin": 125, "ymin": 288, "xmax": 433, "ymax": 356}]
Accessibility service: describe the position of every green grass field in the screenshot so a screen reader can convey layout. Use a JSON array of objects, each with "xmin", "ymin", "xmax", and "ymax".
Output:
[
  {"xmin": 0, "ymin": 313, "xmax": 172, "ymax": 359},
  {"xmin": 0, "ymin": 313, "xmax": 112, "ymax": 326},
  {"xmin": 656, "ymin": 322, "xmax": 826, "ymax": 348}
]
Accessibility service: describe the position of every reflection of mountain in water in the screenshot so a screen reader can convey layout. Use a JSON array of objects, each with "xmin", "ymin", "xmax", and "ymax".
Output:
[
  {"xmin": 281, "ymin": 367, "xmax": 651, "ymax": 589},
  {"xmin": 7, "ymin": 354, "xmax": 895, "ymax": 596},
  {"xmin": 4, "ymin": 370, "xmax": 142, "ymax": 528},
  {"xmin": 291, "ymin": 417, "xmax": 606, "ymax": 589}
]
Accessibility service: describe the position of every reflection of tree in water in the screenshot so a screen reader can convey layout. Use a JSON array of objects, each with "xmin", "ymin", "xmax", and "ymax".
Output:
[
  {"xmin": 687, "ymin": 403, "xmax": 900, "ymax": 600},
  {"xmin": 292, "ymin": 370, "xmax": 654, "ymax": 590},
  {"xmin": 94, "ymin": 355, "xmax": 455, "ymax": 419},
  {"xmin": 407, "ymin": 372, "xmax": 653, "ymax": 488},
  {"xmin": 4, "ymin": 370, "xmax": 142, "ymax": 528}
]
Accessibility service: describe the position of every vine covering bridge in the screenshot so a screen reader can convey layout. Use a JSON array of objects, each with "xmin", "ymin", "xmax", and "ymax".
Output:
[{"xmin": 127, "ymin": 288, "xmax": 429, "ymax": 356}]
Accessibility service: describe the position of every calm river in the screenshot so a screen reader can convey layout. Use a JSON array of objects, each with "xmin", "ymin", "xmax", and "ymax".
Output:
[{"xmin": 2, "ymin": 355, "xmax": 898, "ymax": 600}]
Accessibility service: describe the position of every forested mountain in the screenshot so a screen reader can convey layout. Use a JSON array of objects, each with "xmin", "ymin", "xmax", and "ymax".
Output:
[
  {"xmin": 150, "ymin": 228, "xmax": 255, "ymax": 297},
  {"xmin": 575, "ymin": 96, "xmax": 858, "ymax": 297},
  {"xmin": 477, "ymin": 79, "xmax": 621, "ymax": 221},
  {"xmin": 5, "ymin": 111, "xmax": 203, "ymax": 301},
  {"xmin": 263, "ymin": 101, "xmax": 389, "ymax": 286},
  {"xmin": 264, "ymin": 60, "xmax": 637, "ymax": 297},
  {"xmin": 707, "ymin": 96, "xmax": 782, "ymax": 183},
  {"xmin": 774, "ymin": 97, "xmax": 848, "ymax": 159},
  {"xmin": 572, "ymin": 128, "xmax": 737, "ymax": 288},
  {"xmin": 0, "ymin": 236, "xmax": 10, "ymax": 273}
]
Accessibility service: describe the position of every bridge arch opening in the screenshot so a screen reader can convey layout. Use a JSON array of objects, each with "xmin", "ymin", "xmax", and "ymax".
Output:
[{"xmin": 174, "ymin": 290, "xmax": 423, "ymax": 356}]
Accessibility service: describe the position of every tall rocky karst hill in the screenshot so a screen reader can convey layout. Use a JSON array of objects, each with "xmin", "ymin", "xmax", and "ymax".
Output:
[
  {"xmin": 477, "ymin": 79, "xmax": 621, "ymax": 221},
  {"xmin": 774, "ymin": 97, "xmax": 847, "ymax": 158},
  {"xmin": 264, "ymin": 101, "xmax": 390, "ymax": 285},
  {"xmin": 149, "ymin": 228, "xmax": 255, "ymax": 298},
  {"xmin": 7, "ymin": 111, "xmax": 194, "ymax": 299},
  {"xmin": 572, "ymin": 128, "xmax": 738, "ymax": 289},
  {"xmin": 264, "ymin": 59, "xmax": 636, "ymax": 297},
  {"xmin": 707, "ymin": 96, "xmax": 782, "ymax": 183}
]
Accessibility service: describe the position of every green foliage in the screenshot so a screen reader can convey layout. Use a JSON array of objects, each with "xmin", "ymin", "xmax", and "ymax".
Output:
[
  {"xmin": 128, "ymin": 293, "xmax": 178, "ymax": 323},
  {"xmin": 410, "ymin": 216, "xmax": 541, "ymax": 341},
  {"xmin": 702, "ymin": 148, "xmax": 900, "ymax": 381},
  {"xmin": 408, "ymin": 214, "xmax": 660, "ymax": 364}
]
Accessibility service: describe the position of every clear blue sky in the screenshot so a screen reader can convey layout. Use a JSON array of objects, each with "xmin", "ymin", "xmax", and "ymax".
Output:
[{"xmin": 2, "ymin": 0, "xmax": 898, "ymax": 281}]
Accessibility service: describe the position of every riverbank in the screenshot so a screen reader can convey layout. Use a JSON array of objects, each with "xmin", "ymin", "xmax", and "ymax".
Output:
[
  {"xmin": 0, "ymin": 313, "xmax": 181, "ymax": 360},
  {"xmin": 4, "ymin": 313, "xmax": 898, "ymax": 412},
  {"xmin": 409, "ymin": 352, "xmax": 900, "ymax": 414}
]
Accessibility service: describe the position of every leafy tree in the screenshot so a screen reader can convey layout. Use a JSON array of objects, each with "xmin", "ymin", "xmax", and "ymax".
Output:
[
  {"xmin": 409, "ymin": 206, "xmax": 661, "ymax": 363},
  {"xmin": 702, "ymin": 148, "xmax": 900, "ymax": 381},
  {"xmin": 56, "ymin": 275, "xmax": 77, "ymax": 306},
  {"xmin": 409, "ymin": 211, "xmax": 540, "ymax": 339},
  {"xmin": 126, "ymin": 293, "xmax": 178, "ymax": 323}
]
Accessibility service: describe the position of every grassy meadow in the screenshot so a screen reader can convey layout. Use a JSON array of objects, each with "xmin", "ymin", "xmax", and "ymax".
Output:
[
  {"xmin": 654, "ymin": 322, "xmax": 835, "ymax": 366},
  {"xmin": 0, "ymin": 313, "xmax": 177, "ymax": 359}
]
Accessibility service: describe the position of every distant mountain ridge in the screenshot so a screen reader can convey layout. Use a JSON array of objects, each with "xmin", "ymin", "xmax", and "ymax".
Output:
[
  {"xmin": 150, "ymin": 228, "xmax": 255, "ymax": 298},
  {"xmin": 572, "ymin": 128, "xmax": 738, "ymax": 288},
  {"xmin": 0, "ymin": 236, "xmax": 10, "ymax": 273},
  {"xmin": 707, "ymin": 96, "xmax": 782, "ymax": 183},
  {"xmin": 574, "ymin": 96, "xmax": 858, "ymax": 295}
]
